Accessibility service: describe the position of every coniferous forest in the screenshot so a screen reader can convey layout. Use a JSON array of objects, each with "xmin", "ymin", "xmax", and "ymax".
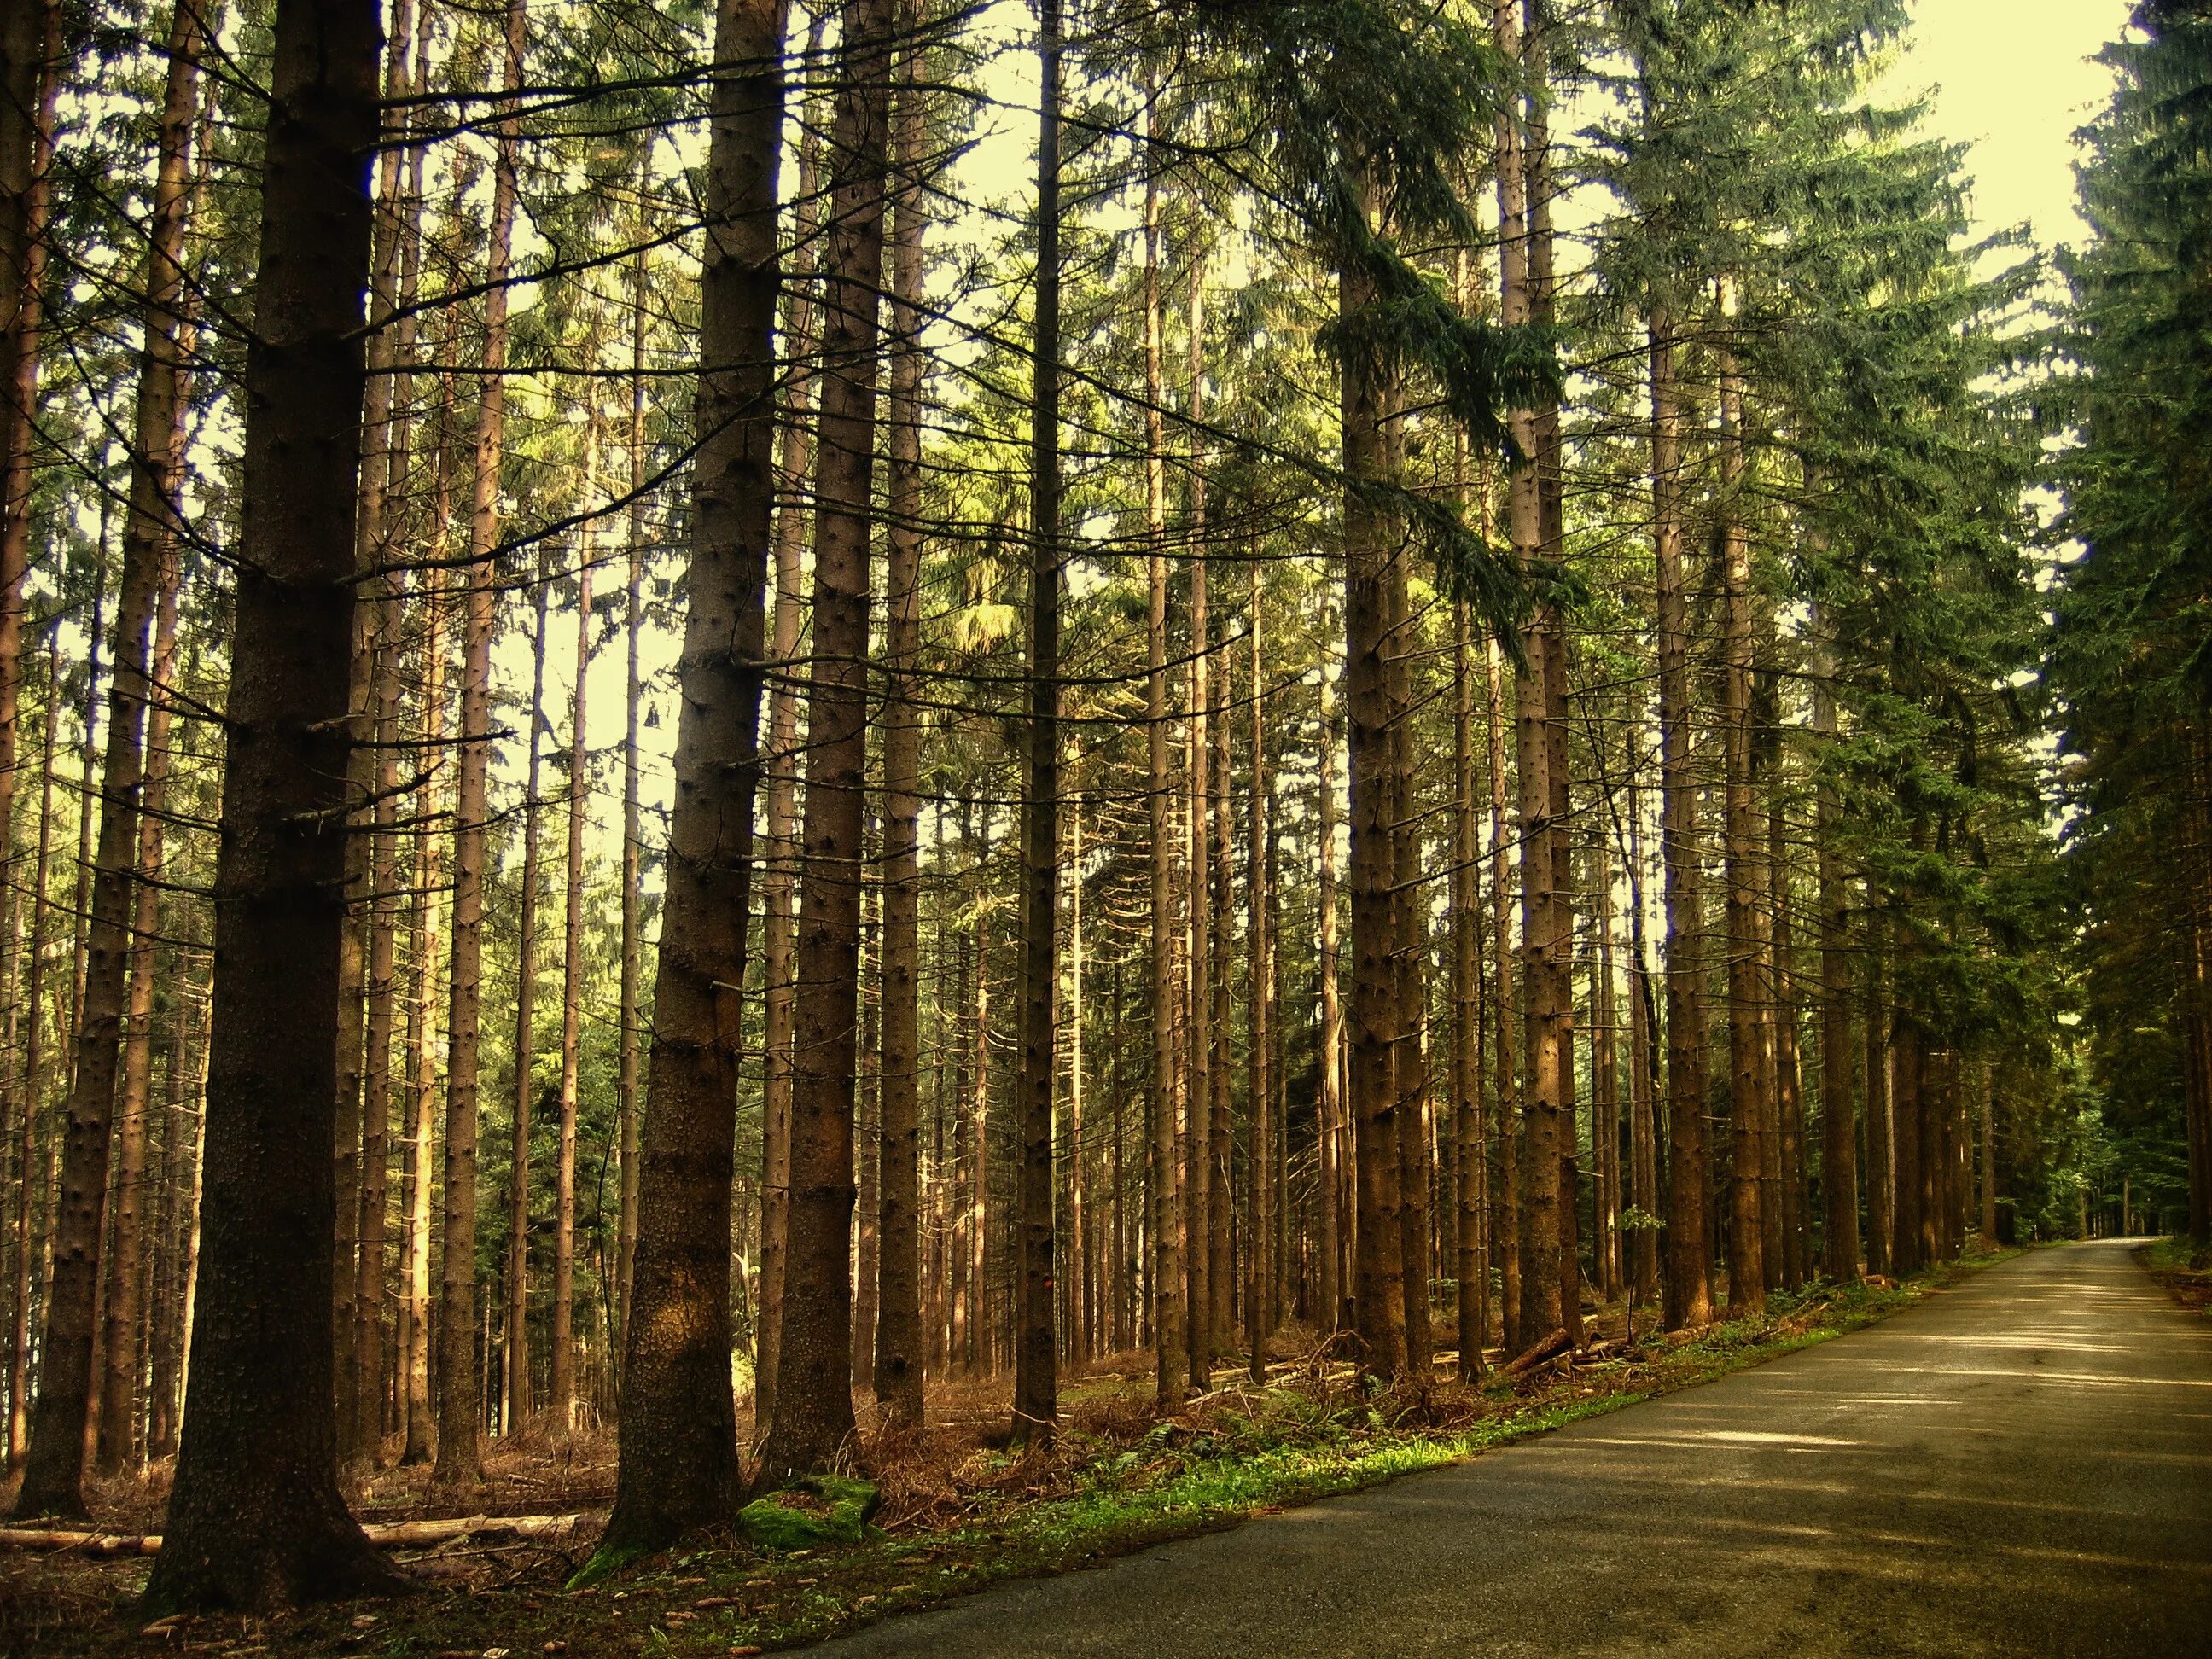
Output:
[{"xmin": 0, "ymin": 0, "xmax": 2209, "ymax": 1650}]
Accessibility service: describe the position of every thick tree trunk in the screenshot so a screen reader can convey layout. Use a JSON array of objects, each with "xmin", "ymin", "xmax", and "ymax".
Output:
[
  {"xmin": 755, "ymin": 0, "xmax": 893, "ymax": 1484},
  {"xmin": 1011, "ymin": 0, "xmax": 1061, "ymax": 1450},
  {"xmin": 138, "ymin": 0, "xmax": 405, "ymax": 1610},
  {"xmin": 1652, "ymin": 312, "xmax": 1712, "ymax": 1330},
  {"xmin": 872, "ymin": 3, "xmax": 926, "ymax": 1426},
  {"xmin": 599, "ymin": 0, "xmax": 787, "ymax": 1556}
]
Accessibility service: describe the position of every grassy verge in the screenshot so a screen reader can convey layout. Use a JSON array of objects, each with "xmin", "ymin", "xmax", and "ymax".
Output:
[
  {"xmin": 2134, "ymin": 1235, "xmax": 2212, "ymax": 1320},
  {"xmin": 26, "ymin": 1252, "xmax": 2017, "ymax": 1656}
]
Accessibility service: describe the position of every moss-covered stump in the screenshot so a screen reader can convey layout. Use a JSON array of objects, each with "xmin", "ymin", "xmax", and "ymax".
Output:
[{"xmin": 737, "ymin": 1476, "xmax": 882, "ymax": 1551}]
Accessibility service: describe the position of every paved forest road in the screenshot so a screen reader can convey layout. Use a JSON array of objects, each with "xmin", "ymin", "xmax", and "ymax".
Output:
[{"xmin": 820, "ymin": 1241, "xmax": 2212, "ymax": 1656}]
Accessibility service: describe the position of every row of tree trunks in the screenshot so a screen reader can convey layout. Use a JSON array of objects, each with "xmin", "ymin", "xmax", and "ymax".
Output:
[{"xmin": 12, "ymin": 0, "xmax": 203, "ymax": 1522}]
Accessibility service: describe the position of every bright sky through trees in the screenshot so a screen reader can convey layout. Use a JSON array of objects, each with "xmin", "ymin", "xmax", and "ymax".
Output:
[{"xmin": 1900, "ymin": 0, "xmax": 2132, "ymax": 247}]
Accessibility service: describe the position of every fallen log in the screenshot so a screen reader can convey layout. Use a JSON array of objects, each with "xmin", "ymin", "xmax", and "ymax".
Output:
[
  {"xmin": 1504, "ymin": 1327, "xmax": 1573, "ymax": 1378},
  {"xmin": 0, "ymin": 1528, "xmax": 159, "ymax": 1557},
  {"xmin": 0, "ymin": 1510, "xmax": 602, "ymax": 1558}
]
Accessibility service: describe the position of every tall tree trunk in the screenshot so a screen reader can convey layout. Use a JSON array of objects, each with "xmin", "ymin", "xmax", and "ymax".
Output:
[
  {"xmin": 1452, "ymin": 601, "xmax": 1487, "ymax": 1374},
  {"xmin": 1144, "ymin": 102, "xmax": 1185, "ymax": 1405},
  {"xmin": 139, "ymin": 0, "xmax": 405, "ymax": 1609},
  {"xmin": 437, "ymin": 0, "xmax": 527, "ymax": 1493},
  {"xmin": 507, "ymin": 564, "xmax": 552, "ymax": 1435},
  {"xmin": 0, "ymin": 0, "xmax": 61, "ymax": 1087},
  {"xmin": 14, "ymin": 0, "xmax": 201, "ymax": 1519},
  {"xmin": 1317, "ymin": 620, "xmax": 1345, "ymax": 1336},
  {"xmin": 551, "ymin": 413, "xmax": 597, "ymax": 1432},
  {"xmin": 98, "ymin": 538, "xmax": 182, "ymax": 1476},
  {"xmin": 356, "ymin": 41, "xmax": 430, "ymax": 1452},
  {"xmin": 1625, "ymin": 768, "xmax": 1662, "ymax": 1306},
  {"xmin": 1863, "ymin": 953, "xmax": 1893, "ymax": 1278},
  {"xmin": 616, "ymin": 216, "xmax": 650, "ymax": 1362},
  {"xmin": 333, "ymin": 0, "xmax": 416, "ymax": 1457},
  {"xmin": 599, "ymin": 0, "xmax": 788, "ymax": 1557},
  {"xmin": 1652, "ymin": 310, "xmax": 1711, "ymax": 1330},
  {"xmin": 1498, "ymin": 0, "xmax": 1559, "ymax": 1353},
  {"xmin": 1342, "ymin": 155, "xmax": 1406, "ymax": 1382},
  {"xmin": 1010, "ymin": 0, "xmax": 1061, "ymax": 1450},
  {"xmin": 754, "ymin": 9, "xmax": 831, "ymax": 1427},
  {"xmin": 1891, "ymin": 1006, "xmax": 1923, "ymax": 1274},
  {"xmin": 1812, "ymin": 602, "xmax": 1858, "ymax": 1283},
  {"xmin": 1195, "ymin": 271, "xmax": 1236, "ymax": 1371},
  {"xmin": 1388, "ymin": 550, "xmax": 1433, "ymax": 1376},
  {"xmin": 400, "ymin": 457, "xmax": 453, "ymax": 1466},
  {"xmin": 1185, "ymin": 389, "xmax": 1214, "ymax": 1390},
  {"xmin": 1247, "ymin": 567, "xmax": 1273, "ymax": 1381},
  {"xmin": 1771, "ymin": 774, "xmax": 1806, "ymax": 1289},
  {"xmin": 872, "ymin": 0, "xmax": 926, "ymax": 1426},
  {"xmin": 1592, "ymin": 796, "xmax": 1621, "ymax": 1302},
  {"xmin": 1717, "ymin": 278, "xmax": 1764, "ymax": 1313},
  {"xmin": 8, "ymin": 632, "xmax": 60, "ymax": 1464},
  {"xmin": 755, "ymin": 0, "xmax": 894, "ymax": 1484},
  {"xmin": 1483, "ymin": 639, "xmax": 1519, "ymax": 1345}
]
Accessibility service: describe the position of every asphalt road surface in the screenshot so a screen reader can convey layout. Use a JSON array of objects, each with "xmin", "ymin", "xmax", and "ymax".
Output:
[{"xmin": 818, "ymin": 1240, "xmax": 2212, "ymax": 1656}]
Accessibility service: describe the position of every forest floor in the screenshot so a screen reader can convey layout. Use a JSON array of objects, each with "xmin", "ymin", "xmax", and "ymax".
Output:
[{"xmin": 0, "ymin": 1254, "xmax": 2019, "ymax": 1656}]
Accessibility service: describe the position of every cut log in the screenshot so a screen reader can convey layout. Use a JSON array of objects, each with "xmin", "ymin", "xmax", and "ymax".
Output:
[{"xmin": 1504, "ymin": 1327, "xmax": 1572, "ymax": 1378}]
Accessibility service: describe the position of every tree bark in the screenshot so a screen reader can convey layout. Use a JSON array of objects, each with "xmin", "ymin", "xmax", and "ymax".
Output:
[
  {"xmin": 1247, "ymin": 566, "xmax": 1273, "ymax": 1381},
  {"xmin": 507, "ymin": 565, "xmax": 551, "ymax": 1435},
  {"xmin": 0, "ymin": 0, "xmax": 61, "ymax": 1097},
  {"xmin": 1652, "ymin": 311, "xmax": 1712, "ymax": 1330},
  {"xmin": 99, "ymin": 534, "xmax": 182, "ymax": 1476},
  {"xmin": 1812, "ymin": 601, "xmax": 1858, "ymax": 1283},
  {"xmin": 551, "ymin": 410, "xmax": 597, "ymax": 1431},
  {"xmin": 1144, "ymin": 101, "xmax": 1185, "ymax": 1406},
  {"xmin": 754, "ymin": 9, "xmax": 831, "ymax": 1427},
  {"xmin": 872, "ymin": 0, "xmax": 926, "ymax": 1427},
  {"xmin": 138, "ymin": 0, "xmax": 405, "ymax": 1610},
  {"xmin": 1318, "ymin": 620, "xmax": 1346, "ymax": 1337},
  {"xmin": 1342, "ymin": 155, "xmax": 1406, "ymax": 1382},
  {"xmin": 1452, "ymin": 601, "xmax": 1486, "ymax": 1374},
  {"xmin": 599, "ymin": 0, "xmax": 788, "ymax": 1556},
  {"xmin": 755, "ymin": 0, "xmax": 894, "ymax": 1484},
  {"xmin": 1010, "ymin": 0, "xmax": 1061, "ymax": 1451}
]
